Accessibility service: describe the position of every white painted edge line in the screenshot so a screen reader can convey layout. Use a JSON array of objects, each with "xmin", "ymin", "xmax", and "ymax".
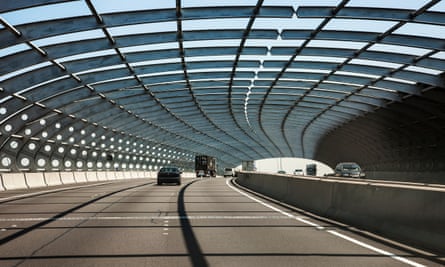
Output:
[
  {"xmin": 0, "ymin": 182, "xmax": 113, "ymax": 202},
  {"xmin": 0, "ymin": 215, "xmax": 296, "ymax": 222},
  {"xmin": 226, "ymin": 178, "xmax": 425, "ymax": 267}
]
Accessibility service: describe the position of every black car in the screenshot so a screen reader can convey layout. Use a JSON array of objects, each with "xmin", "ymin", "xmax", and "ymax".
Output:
[
  {"xmin": 334, "ymin": 162, "xmax": 365, "ymax": 178},
  {"xmin": 157, "ymin": 167, "xmax": 182, "ymax": 185}
]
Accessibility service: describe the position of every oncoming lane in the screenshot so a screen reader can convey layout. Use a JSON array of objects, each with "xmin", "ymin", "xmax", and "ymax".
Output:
[{"xmin": 0, "ymin": 177, "xmax": 441, "ymax": 267}]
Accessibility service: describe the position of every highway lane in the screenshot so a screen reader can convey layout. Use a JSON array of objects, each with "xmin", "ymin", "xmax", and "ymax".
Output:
[{"xmin": 0, "ymin": 177, "xmax": 441, "ymax": 267}]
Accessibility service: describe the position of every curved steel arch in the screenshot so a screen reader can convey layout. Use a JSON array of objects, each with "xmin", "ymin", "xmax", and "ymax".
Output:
[{"xmin": 0, "ymin": 0, "xmax": 445, "ymax": 181}]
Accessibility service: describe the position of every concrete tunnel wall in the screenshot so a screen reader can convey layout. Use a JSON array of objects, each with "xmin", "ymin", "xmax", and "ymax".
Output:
[
  {"xmin": 236, "ymin": 171, "xmax": 445, "ymax": 254},
  {"xmin": 314, "ymin": 86, "xmax": 445, "ymax": 184}
]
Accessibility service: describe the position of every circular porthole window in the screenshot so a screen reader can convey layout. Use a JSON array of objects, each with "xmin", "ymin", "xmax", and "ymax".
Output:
[
  {"xmin": 20, "ymin": 157, "xmax": 30, "ymax": 167},
  {"xmin": 40, "ymin": 119, "xmax": 46, "ymax": 125},
  {"xmin": 0, "ymin": 107, "xmax": 7, "ymax": 115},
  {"xmin": 76, "ymin": 161, "xmax": 83, "ymax": 168},
  {"xmin": 4, "ymin": 124, "xmax": 13, "ymax": 132},
  {"xmin": 28, "ymin": 143, "xmax": 36, "ymax": 151},
  {"xmin": 64, "ymin": 161, "xmax": 72, "ymax": 168},
  {"xmin": 51, "ymin": 159, "xmax": 60, "ymax": 167},
  {"xmin": 21, "ymin": 114, "xmax": 28, "ymax": 121},
  {"xmin": 24, "ymin": 128, "xmax": 32, "ymax": 136},
  {"xmin": 9, "ymin": 140, "xmax": 19, "ymax": 150},
  {"xmin": 1, "ymin": 157, "xmax": 12, "ymax": 167},
  {"xmin": 44, "ymin": 144, "xmax": 52, "ymax": 152},
  {"xmin": 87, "ymin": 161, "xmax": 93, "ymax": 168},
  {"xmin": 37, "ymin": 158, "xmax": 46, "ymax": 167},
  {"xmin": 97, "ymin": 162, "xmax": 103, "ymax": 168}
]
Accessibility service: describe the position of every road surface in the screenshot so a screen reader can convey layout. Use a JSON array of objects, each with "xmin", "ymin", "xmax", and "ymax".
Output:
[{"xmin": 0, "ymin": 177, "xmax": 442, "ymax": 266}]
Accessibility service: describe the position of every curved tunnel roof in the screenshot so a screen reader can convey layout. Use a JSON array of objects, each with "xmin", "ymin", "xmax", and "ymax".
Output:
[{"xmin": 1, "ymin": 0, "xmax": 445, "ymax": 172}]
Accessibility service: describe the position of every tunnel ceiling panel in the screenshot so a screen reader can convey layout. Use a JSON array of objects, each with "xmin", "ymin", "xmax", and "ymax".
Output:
[{"xmin": 0, "ymin": 0, "xmax": 444, "ymax": 172}]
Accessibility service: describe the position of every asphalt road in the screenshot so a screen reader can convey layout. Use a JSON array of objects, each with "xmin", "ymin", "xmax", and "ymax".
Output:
[{"xmin": 0, "ymin": 177, "xmax": 442, "ymax": 267}]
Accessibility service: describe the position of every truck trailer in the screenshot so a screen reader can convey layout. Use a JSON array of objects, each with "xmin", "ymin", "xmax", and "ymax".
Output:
[{"xmin": 195, "ymin": 155, "xmax": 216, "ymax": 177}]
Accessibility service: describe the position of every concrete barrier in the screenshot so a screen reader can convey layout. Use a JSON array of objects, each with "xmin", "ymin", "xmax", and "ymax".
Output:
[
  {"xmin": 115, "ymin": 171, "xmax": 125, "ymax": 180},
  {"xmin": 25, "ymin": 173, "xmax": 47, "ymax": 188},
  {"xmin": 0, "ymin": 170, "xmax": 155, "ymax": 192},
  {"xmin": 60, "ymin": 172, "xmax": 75, "ymax": 184},
  {"xmin": 86, "ymin": 171, "xmax": 98, "ymax": 182},
  {"xmin": 123, "ymin": 171, "xmax": 132, "ymax": 179},
  {"xmin": 97, "ymin": 171, "xmax": 108, "ymax": 181},
  {"xmin": 236, "ymin": 172, "xmax": 445, "ymax": 254},
  {"xmin": 44, "ymin": 172, "xmax": 62, "ymax": 186},
  {"xmin": 105, "ymin": 171, "xmax": 115, "ymax": 180},
  {"xmin": 0, "ymin": 174, "xmax": 5, "ymax": 191},
  {"xmin": 2, "ymin": 173, "xmax": 27, "ymax": 190},
  {"xmin": 74, "ymin": 172, "xmax": 87, "ymax": 183}
]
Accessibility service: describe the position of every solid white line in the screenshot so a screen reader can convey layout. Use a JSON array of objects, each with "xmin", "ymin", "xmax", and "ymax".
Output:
[
  {"xmin": 226, "ymin": 178, "xmax": 425, "ymax": 267},
  {"xmin": 328, "ymin": 230, "xmax": 425, "ymax": 267},
  {"xmin": 0, "ymin": 215, "xmax": 295, "ymax": 222}
]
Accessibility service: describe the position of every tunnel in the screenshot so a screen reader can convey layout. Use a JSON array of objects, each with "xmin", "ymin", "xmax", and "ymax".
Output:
[{"xmin": 1, "ymin": 1, "xmax": 445, "ymax": 184}]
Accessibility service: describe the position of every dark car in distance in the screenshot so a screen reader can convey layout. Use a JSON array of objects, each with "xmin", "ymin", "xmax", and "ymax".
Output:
[
  {"xmin": 157, "ymin": 167, "xmax": 182, "ymax": 185},
  {"xmin": 334, "ymin": 162, "xmax": 365, "ymax": 178}
]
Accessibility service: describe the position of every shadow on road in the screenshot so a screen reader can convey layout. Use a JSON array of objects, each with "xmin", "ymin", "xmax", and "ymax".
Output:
[{"xmin": 177, "ymin": 180, "xmax": 209, "ymax": 267}]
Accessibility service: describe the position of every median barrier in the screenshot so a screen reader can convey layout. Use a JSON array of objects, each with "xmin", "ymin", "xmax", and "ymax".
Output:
[
  {"xmin": 115, "ymin": 171, "xmax": 124, "ymax": 180},
  {"xmin": 74, "ymin": 172, "xmax": 87, "ymax": 183},
  {"xmin": 236, "ymin": 172, "xmax": 445, "ymax": 254},
  {"xmin": 2, "ymin": 173, "xmax": 27, "ymax": 190},
  {"xmin": 122, "ymin": 171, "xmax": 132, "ymax": 179},
  {"xmin": 86, "ymin": 171, "xmax": 98, "ymax": 182},
  {"xmin": 44, "ymin": 172, "xmax": 62, "ymax": 186},
  {"xmin": 60, "ymin": 172, "xmax": 75, "ymax": 184},
  {"xmin": 105, "ymin": 171, "xmax": 115, "ymax": 180},
  {"xmin": 97, "ymin": 171, "xmax": 108, "ymax": 181},
  {"xmin": 0, "ymin": 174, "xmax": 5, "ymax": 191},
  {"xmin": 0, "ymin": 170, "xmax": 160, "ymax": 192},
  {"xmin": 25, "ymin": 172, "xmax": 46, "ymax": 188}
]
